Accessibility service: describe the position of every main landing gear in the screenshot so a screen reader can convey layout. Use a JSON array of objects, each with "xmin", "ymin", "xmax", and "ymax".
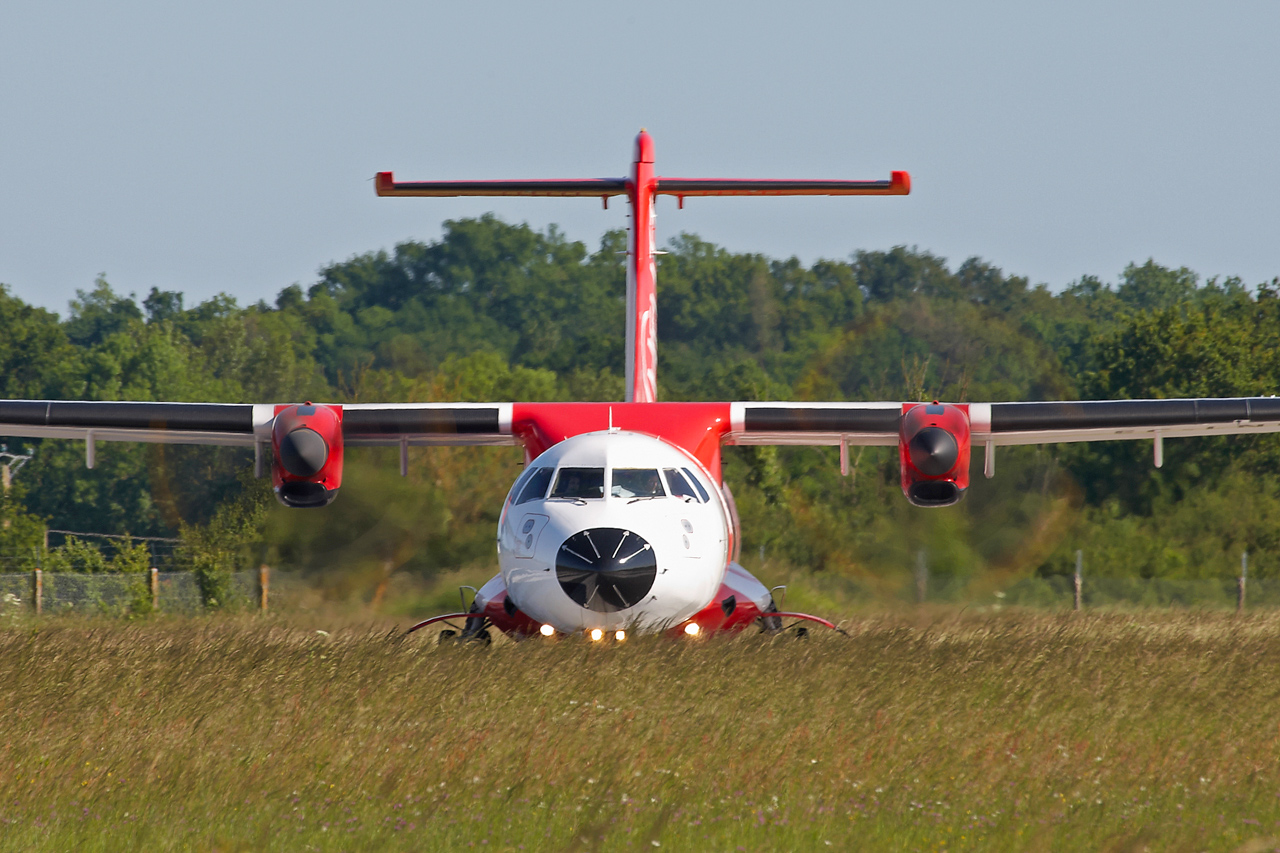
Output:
[
  {"xmin": 439, "ymin": 610, "xmax": 492, "ymax": 645},
  {"xmin": 406, "ymin": 610, "xmax": 493, "ymax": 645},
  {"xmin": 755, "ymin": 601, "xmax": 845, "ymax": 639}
]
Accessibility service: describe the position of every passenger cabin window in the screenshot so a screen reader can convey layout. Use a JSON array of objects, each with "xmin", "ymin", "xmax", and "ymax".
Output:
[
  {"xmin": 611, "ymin": 468, "xmax": 666, "ymax": 498},
  {"xmin": 663, "ymin": 468, "xmax": 700, "ymax": 502},
  {"xmin": 516, "ymin": 467, "xmax": 554, "ymax": 504},
  {"xmin": 550, "ymin": 467, "xmax": 605, "ymax": 499}
]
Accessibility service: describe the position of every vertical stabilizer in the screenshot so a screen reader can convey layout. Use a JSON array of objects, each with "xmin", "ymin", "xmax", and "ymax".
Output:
[{"xmin": 625, "ymin": 131, "xmax": 658, "ymax": 403}]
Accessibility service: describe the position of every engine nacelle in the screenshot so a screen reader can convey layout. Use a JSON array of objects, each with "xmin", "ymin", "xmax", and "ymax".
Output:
[
  {"xmin": 899, "ymin": 402, "xmax": 970, "ymax": 507},
  {"xmin": 271, "ymin": 403, "xmax": 344, "ymax": 508}
]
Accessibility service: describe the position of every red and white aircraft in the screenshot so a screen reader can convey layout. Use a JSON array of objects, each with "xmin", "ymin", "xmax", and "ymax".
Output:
[{"xmin": 4, "ymin": 131, "xmax": 1279, "ymax": 642}]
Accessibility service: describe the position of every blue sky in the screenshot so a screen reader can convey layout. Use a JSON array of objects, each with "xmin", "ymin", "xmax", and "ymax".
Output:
[{"xmin": 2, "ymin": 1, "xmax": 1277, "ymax": 313}]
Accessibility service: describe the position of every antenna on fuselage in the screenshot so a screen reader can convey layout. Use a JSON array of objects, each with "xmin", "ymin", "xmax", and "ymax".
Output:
[{"xmin": 375, "ymin": 133, "xmax": 909, "ymax": 405}]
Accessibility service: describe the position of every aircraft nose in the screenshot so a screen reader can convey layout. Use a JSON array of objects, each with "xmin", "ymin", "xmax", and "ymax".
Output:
[{"xmin": 555, "ymin": 528, "xmax": 657, "ymax": 612}]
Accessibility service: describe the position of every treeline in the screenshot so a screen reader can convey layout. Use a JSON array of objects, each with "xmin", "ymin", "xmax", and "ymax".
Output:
[{"xmin": 1, "ymin": 214, "xmax": 1279, "ymax": 594}]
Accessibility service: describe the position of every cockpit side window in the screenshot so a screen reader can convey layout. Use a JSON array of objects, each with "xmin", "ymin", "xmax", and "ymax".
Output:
[
  {"xmin": 611, "ymin": 468, "xmax": 666, "ymax": 498},
  {"xmin": 550, "ymin": 467, "xmax": 605, "ymax": 499},
  {"xmin": 516, "ymin": 467, "xmax": 555, "ymax": 504},
  {"xmin": 682, "ymin": 467, "xmax": 712, "ymax": 503},
  {"xmin": 663, "ymin": 468, "xmax": 700, "ymax": 502},
  {"xmin": 508, "ymin": 465, "xmax": 533, "ymax": 503}
]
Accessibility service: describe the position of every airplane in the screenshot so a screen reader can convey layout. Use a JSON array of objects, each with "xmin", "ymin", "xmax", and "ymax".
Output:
[{"xmin": 3, "ymin": 130, "xmax": 1279, "ymax": 644}]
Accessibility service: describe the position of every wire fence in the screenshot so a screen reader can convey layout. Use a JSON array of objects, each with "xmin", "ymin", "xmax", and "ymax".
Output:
[
  {"xmin": 0, "ymin": 537, "xmax": 183, "ymax": 572},
  {"xmin": 0, "ymin": 569, "xmax": 310, "ymax": 615},
  {"xmin": 926, "ymin": 575, "xmax": 1280, "ymax": 609},
  {"xmin": 46, "ymin": 529, "xmax": 183, "ymax": 568},
  {"xmin": 0, "ymin": 553, "xmax": 1274, "ymax": 617},
  {"xmin": 773, "ymin": 562, "xmax": 1280, "ymax": 612}
]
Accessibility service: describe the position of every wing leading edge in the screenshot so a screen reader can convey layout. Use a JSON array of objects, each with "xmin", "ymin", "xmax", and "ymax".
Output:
[
  {"xmin": 0, "ymin": 401, "xmax": 517, "ymax": 448},
  {"xmin": 726, "ymin": 397, "xmax": 1280, "ymax": 447}
]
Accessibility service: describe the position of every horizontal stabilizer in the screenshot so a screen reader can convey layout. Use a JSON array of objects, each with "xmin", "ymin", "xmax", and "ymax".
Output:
[
  {"xmin": 375, "ymin": 173, "xmax": 627, "ymax": 198},
  {"xmin": 656, "ymin": 171, "xmax": 910, "ymax": 197}
]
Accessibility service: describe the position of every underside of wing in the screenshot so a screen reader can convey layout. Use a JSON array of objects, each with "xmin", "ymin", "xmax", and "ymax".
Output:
[
  {"xmin": 724, "ymin": 397, "xmax": 1280, "ymax": 448},
  {"xmin": 983, "ymin": 397, "xmax": 1280, "ymax": 445},
  {"xmin": 0, "ymin": 400, "xmax": 265, "ymax": 446},
  {"xmin": 723, "ymin": 396, "xmax": 1280, "ymax": 508}
]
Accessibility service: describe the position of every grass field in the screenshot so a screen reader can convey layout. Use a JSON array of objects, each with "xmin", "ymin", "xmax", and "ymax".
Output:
[{"xmin": 1, "ymin": 609, "xmax": 1279, "ymax": 851}]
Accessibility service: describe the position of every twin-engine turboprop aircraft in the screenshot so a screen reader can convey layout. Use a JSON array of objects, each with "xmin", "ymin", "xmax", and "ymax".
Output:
[{"xmin": 4, "ymin": 131, "xmax": 1280, "ymax": 642}]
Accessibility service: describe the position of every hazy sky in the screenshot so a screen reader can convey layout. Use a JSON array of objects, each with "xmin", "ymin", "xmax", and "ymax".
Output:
[{"xmin": 2, "ymin": 1, "xmax": 1277, "ymax": 315}]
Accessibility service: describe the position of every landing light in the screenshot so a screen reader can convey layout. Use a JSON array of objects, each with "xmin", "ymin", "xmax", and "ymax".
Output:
[
  {"xmin": 589, "ymin": 628, "xmax": 604, "ymax": 642},
  {"xmin": 539, "ymin": 624, "xmax": 556, "ymax": 637},
  {"xmin": 684, "ymin": 622, "xmax": 700, "ymax": 636},
  {"xmin": 614, "ymin": 630, "xmax": 626, "ymax": 642}
]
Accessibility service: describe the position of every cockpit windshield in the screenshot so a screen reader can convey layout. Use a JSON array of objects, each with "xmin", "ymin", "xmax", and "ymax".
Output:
[
  {"xmin": 550, "ymin": 467, "xmax": 605, "ymax": 499},
  {"xmin": 611, "ymin": 468, "xmax": 666, "ymax": 498},
  {"xmin": 663, "ymin": 468, "xmax": 700, "ymax": 502},
  {"xmin": 516, "ymin": 467, "xmax": 554, "ymax": 504},
  {"xmin": 683, "ymin": 468, "xmax": 712, "ymax": 503}
]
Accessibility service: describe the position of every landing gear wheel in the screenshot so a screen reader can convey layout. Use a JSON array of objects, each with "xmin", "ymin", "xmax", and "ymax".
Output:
[
  {"xmin": 794, "ymin": 626, "xmax": 809, "ymax": 640},
  {"xmin": 470, "ymin": 629, "xmax": 492, "ymax": 646},
  {"xmin": 438, "ymin": 629, "xmax": 458, "ymax": 644}
]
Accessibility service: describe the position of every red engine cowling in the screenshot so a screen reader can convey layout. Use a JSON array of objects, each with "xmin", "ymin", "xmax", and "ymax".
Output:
[
  {"xmin": 899, "ymin": 402, "xmax": 970, "ymax": 507},
  {"xmin": 271, "ymin": 403, "xmax": 344, "ymax": 508}
]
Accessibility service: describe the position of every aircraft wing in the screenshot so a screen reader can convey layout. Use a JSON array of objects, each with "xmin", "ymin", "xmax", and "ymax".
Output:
[
  {"xmin": 726, "ymin": 397, "xmax": 1280, "ymax": 447},
  {"xmin": 726, "ymin": 402, "xmax": 903, "ymax": 447},
  {"xmin": 8, "ymin": 397, "xmax": 1280, "ymax": 451},
  {"xmin": 0, "ymin": 401, "xmax": 518, "ymax": 448}
]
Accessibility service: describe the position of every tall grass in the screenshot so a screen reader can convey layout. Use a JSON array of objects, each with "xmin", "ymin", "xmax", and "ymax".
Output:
[{"xmin": 0, "ymin": 610, "xmax": 1278, "ymax": 850}]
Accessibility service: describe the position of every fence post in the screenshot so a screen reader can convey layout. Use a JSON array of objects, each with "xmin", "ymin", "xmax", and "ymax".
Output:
[
  {"xmin": 32, "ymin": 568, "xmax": 41, "ymax": 616},
  {"xmin": 915, "ymin": 549, "xmax": 928, "ymax": 604},
  {"xmin": 150, "ymin": 567, "xmax": 159, "ymax": 612},
  {"xmin": 1074, "ymin": 549, "xmax": 1083, "ymax": 612},
  {"xmin": 259, "ymin": 564, "xmax": 269, "ymax": 614},
  {"xmin": 1238, "ymin": 551, "xmax": 1248, "ymax": 613}
]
